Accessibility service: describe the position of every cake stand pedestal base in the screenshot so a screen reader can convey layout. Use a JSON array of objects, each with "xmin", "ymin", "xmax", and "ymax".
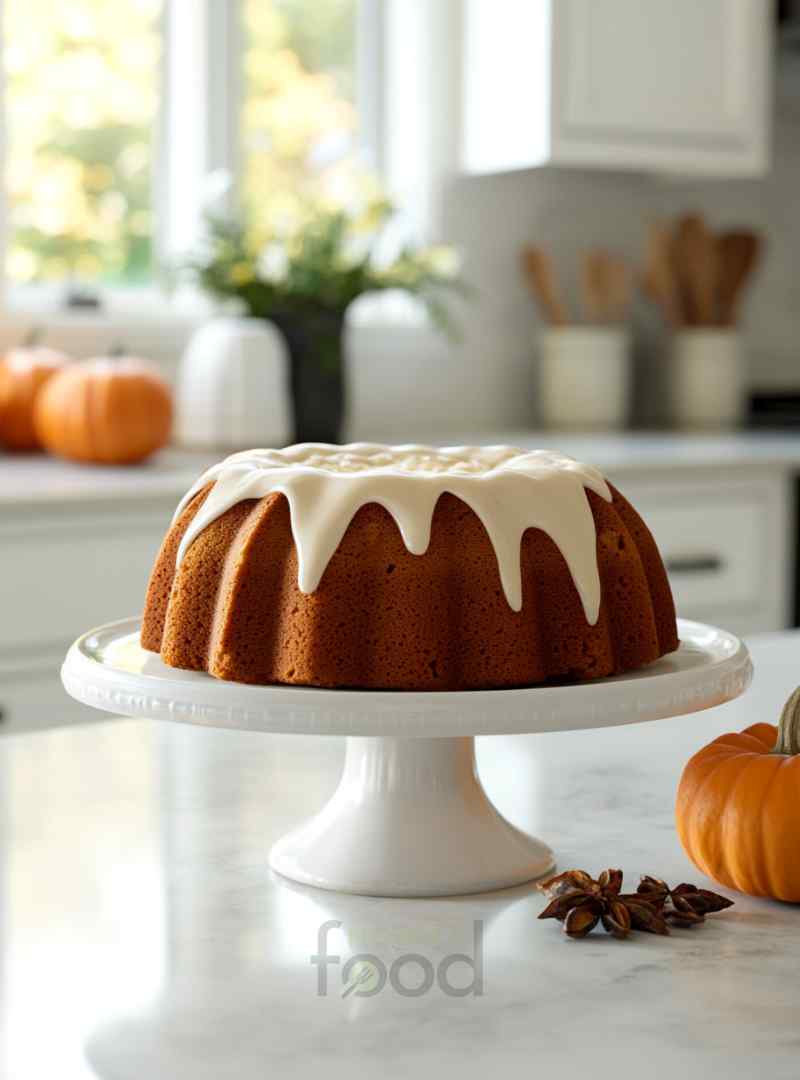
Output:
[{"xmin": 269, "ymin": 735, "xmax": 554, "ymax": 896}]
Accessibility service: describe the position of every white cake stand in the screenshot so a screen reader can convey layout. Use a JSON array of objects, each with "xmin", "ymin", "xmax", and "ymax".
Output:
[{"xmin": 62, "ymin": 617, "xmax": 751, "ymax": 898}]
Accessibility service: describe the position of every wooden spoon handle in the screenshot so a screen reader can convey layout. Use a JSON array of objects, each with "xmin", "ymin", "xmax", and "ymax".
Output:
[
  {"xmin": 717, "ymin": 231, "xmax": 762, "ymax": 326},
  {"xmin": 644, "ymin": 223, "xmax": 683, "ymax": 327},
  {"xmin": 521, "ymin": 247, "xmax": 569, "ymax": 326},
  {"xmin": 582, "ymin": 250, "xmax": 605, "ymax": 324},
  {"xmin": 674, "ymin": 213, "xmax": 718, "ymax": 326}
]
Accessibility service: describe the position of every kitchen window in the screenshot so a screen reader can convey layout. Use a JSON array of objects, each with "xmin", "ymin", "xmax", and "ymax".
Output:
[
  {"xmin": 5, "ymin": 0, "xmax": 163, "ymax": 291},
  {"xmin": 2, "ymin": 0, "xmax": 381, "ymax": 314},
  {"xmin": 241, "ymin": 0, "xmax": 362, "ymax": 234}
]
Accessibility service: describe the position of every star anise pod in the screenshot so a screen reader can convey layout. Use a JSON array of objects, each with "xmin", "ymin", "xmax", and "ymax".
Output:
[
  {"xmin": 636, "ymin": 876, "xmax": 733, "ymax": 928},
  {"xmin": 538, "ymin": 868, "xmax": 633, "ymax": 939},
  {"xmin": 615, "ymin": 894, "xmax": 670, "ymax": 935},
  {"xmin": 539, "ymin": 869, "xmax": 733, "ymax": 940}
]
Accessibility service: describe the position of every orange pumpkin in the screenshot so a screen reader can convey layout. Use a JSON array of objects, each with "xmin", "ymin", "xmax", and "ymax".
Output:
[
  {"xmin": 0, "ymin": 344, "xmax": 71, "ymax": 450},
  {"xmin": 34, "ymin": 354, "xmax": 173, "ymax": 465},
  {"xmin": 676, "ymin": 688, "xmax": 800, "ymax": 901}
]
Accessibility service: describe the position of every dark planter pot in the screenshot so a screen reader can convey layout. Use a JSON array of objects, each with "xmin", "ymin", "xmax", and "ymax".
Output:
[{"xmin": 270, "ymin": 310, "xmax": 346, "ymax": 445}]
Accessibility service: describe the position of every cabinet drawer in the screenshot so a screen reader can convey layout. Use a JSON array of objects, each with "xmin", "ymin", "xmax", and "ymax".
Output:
[{"xmin": 632, "ymin": 493, "xmax": 768, "ymax": 619}]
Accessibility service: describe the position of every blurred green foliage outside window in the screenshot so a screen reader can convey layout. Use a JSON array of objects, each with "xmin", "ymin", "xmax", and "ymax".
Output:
[
  {"xmin": 5, "ymin": 0, "xmax": 162, "ymax": 285},
  {"xmin": 5, "ymin": 0, "xmax": 359, "ymax": 287}
]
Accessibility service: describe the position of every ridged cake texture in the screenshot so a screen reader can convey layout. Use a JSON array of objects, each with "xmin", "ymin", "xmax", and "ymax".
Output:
[{"xmin": 141, "ymin": 444, "xmax": 678, "ymax": 689}]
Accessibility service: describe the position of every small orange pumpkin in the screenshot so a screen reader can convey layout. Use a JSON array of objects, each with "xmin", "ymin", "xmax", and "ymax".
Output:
[
  {"xmin": 0, "ymin": 344, "xmax": 71, "ymax": 450},
  {"xmin": 35, "ymin": 353, "xmax": 173, "ymax": 465},
  {"xmin": 676, "ymin": 688, "xmax": 800, "ymax": 901}
]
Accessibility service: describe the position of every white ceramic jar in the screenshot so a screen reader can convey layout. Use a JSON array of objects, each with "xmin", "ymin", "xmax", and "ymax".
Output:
[
  {"xmin": 176, "ymin": 317, "xmax": 291, "ymax": 450},
  {"xmin": 539, "ymin": 326, "xmax": 630, "ymax": 430},
  {"xmin": 671, "ymin": 329, "xmax": 744, "ymax": 430}
]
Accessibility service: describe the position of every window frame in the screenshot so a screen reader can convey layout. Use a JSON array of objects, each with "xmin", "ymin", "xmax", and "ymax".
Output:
[{"xmin": 0, "ymin": 0, "xmax": 458, "ymax": 331}]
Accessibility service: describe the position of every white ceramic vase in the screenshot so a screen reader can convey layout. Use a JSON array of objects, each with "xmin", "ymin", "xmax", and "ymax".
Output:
[
  {"xmin": 176, "ymin": 317, "xmax": 291, "ymax": 450},
  {"xmin": 539, "ymin": 326, "xmax": 631, "ymax": 430},
  {"xmin": 672, "ymin": 329, "xmax": 744, "ymax": 430}
]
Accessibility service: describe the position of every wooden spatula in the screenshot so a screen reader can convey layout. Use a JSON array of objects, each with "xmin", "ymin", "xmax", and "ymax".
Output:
[
  {"xmin": 582, "ymin": 250, "xmax": 607, "ymax": 324},
  {"xmin": 521, "ymin": 247, "xmax": 569, "ymax": 326},
  {"xmin": 583, "ymin": 250, "xmax": 630, "ymax": 324},
  {"xmin": 642, "ymin": 222, "xmax": 683, "ymax": 327},
  {"xmin": 604, "ymin": 255, "xmax": 631, "ymax": 324},
  {"xmin": 717, "ymin": 231, "xmax": 762, "ymax": 326},
  {"xmin": 673, "ymin": 213, "xmax": 719, "ymax": 326}
]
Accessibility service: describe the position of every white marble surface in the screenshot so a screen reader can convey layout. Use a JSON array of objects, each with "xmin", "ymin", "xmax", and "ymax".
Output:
[
  {"xmin": 0, "ymin": 449, "xmax": 216, "ymax": 506},
  {"xmin": 3, "ymin": 430, "xmax": 800, "ymax": 508},
  {"xmin": 3, "ymin": 632, "xmax": 800, "ymax": 1079}
]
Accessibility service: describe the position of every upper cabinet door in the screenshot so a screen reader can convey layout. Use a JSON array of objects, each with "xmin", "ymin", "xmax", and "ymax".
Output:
[
  {"xmin": 462, "ymin": 0, "xmax": 772, "ymax": 177},
  {"xmin": 551, "ymin": 0, "xmax": 771, "ymax": 174}
]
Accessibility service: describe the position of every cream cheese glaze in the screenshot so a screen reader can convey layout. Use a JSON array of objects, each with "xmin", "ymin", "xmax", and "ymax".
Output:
[{"xmin": 173, "ymin": 443, "xmax": 612, "ymax": 622}]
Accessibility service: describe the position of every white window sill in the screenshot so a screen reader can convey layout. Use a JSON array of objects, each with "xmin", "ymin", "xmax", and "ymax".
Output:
[
  {"xmin": 1, "ymin": 286, "xmax": 443, "ymax": 361},
  {"xmin": 4, "ymin": 282, "xmax": 209, "ymax": 323},
  {"xmin": 0, "ymin": 296, "xmax": 449, "ymax": 380}
]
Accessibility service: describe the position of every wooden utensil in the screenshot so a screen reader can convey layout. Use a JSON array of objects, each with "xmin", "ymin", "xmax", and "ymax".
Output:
[
  {"xmin": 604, "ymin": 254, "xmax": 630, "ymax": 324},
  {"xmin": 582, "ymin": 251, "xmax": 603, "ymax": 324},
  {"xmin": 642, "ymin": 222, "xmax": 683, "ymax": 327},
  {"xmin": 673, "ymin": 213, "xmax": 719, "ymax": 326},
  {"xmin": 583, "ymin": 250, "xmax": 630, "ymax": 324},
  {"xmin": 521, "ymin": 247, "xmax": 569, "ymax": 325},
  {"xmin": 717, "ymin": 230, "xmax": 762, "ymax": 326}
]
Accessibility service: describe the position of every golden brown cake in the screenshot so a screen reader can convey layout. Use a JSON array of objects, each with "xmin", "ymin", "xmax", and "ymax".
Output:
[{"xmin": 141, "ymin": 444, "xmax": 678, "ymax": 690}]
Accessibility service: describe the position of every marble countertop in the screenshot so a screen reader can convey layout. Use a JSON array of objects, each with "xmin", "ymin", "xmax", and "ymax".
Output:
[
  {"xmin": 0, "ymin": 448, "xmax": 217, "ymax": 507},
  {"xmin": 3, "ymin": 632, "xmax": 800, "ymax": 1079},
  {"xmin": 494, "ymin": 429, "xmax": 800, "ymax": 472},
  {"xmin": 3, "ymin": 431, "xmax": 800, "ymax": 507}
]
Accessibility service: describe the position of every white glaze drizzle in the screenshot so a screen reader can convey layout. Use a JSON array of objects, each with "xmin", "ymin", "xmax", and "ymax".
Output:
[{"xmin": 172, "ymin": 444, "xmax": 612, "ymax": 622}]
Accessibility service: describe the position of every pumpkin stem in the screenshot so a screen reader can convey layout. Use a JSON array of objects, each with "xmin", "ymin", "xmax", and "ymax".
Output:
[
  {"xmin": 108, "ymin": 341, "xmax": 127, "ymax": 358},
  {"xmin": 772, "ymin": 687, "xmax": 800, "ymax": 755}
]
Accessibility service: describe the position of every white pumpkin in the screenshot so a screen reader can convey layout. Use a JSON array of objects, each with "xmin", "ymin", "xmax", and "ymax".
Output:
[{"xmin": 176, "ymin": 317, "xmax": 291, "ymax": 449}]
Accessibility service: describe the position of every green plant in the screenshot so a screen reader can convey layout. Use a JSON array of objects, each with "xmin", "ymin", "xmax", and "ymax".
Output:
[{"xmin": 184, "ymin": 201, "xmax": 468, "ymax": 337}]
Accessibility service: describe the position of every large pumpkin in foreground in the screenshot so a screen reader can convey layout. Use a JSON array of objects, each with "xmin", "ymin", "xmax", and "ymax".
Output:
[
  {"xmin": 676, "ymin": 688, "xmax": 800, "ymax": 901},
  {"xmin": 0, "ymin": 344, "xmax": 71, "ymax": 450},
  {"xmin": 35, "ymin": 355, "xmax": 172, "ymax": 465}
]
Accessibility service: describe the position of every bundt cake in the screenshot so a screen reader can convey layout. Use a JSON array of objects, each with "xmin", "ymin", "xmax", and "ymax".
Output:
[{"xmin": 141, "ymin": 444, "xmax": 678, "ymax": 690}]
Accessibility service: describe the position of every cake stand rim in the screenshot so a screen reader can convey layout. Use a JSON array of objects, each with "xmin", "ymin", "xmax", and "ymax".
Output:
[{"xmin": 61, "ymin": 616, "xmax": 752, "ymax": 737}]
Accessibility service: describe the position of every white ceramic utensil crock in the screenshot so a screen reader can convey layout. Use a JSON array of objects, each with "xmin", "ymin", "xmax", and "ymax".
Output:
[
  {"xmin": 539, "ymin": 326, "xmax": 630, "ymax": 430},
  {"xmin": 672, "ymin": 328, "xmax": 744, "ymax": 430}
]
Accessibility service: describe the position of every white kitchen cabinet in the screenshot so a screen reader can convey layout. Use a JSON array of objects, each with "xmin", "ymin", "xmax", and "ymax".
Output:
[
  {"xmin": 0, "ymin": 515, "xmax": 150, "ymax": 734},
  {"xmin": 462, "ymin": 0, "xmax": 771, "ymax": 177},
  {"xmin": 618, "ymin": 470, "xmax": 792, "ymax": 638},
  {"xmin": 0, "ymin": 452, "xmax": 211, "ymax": 734},
  {"xmin": 0, "ymin": 499, "xmax": 173, "ymax": 734}
]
